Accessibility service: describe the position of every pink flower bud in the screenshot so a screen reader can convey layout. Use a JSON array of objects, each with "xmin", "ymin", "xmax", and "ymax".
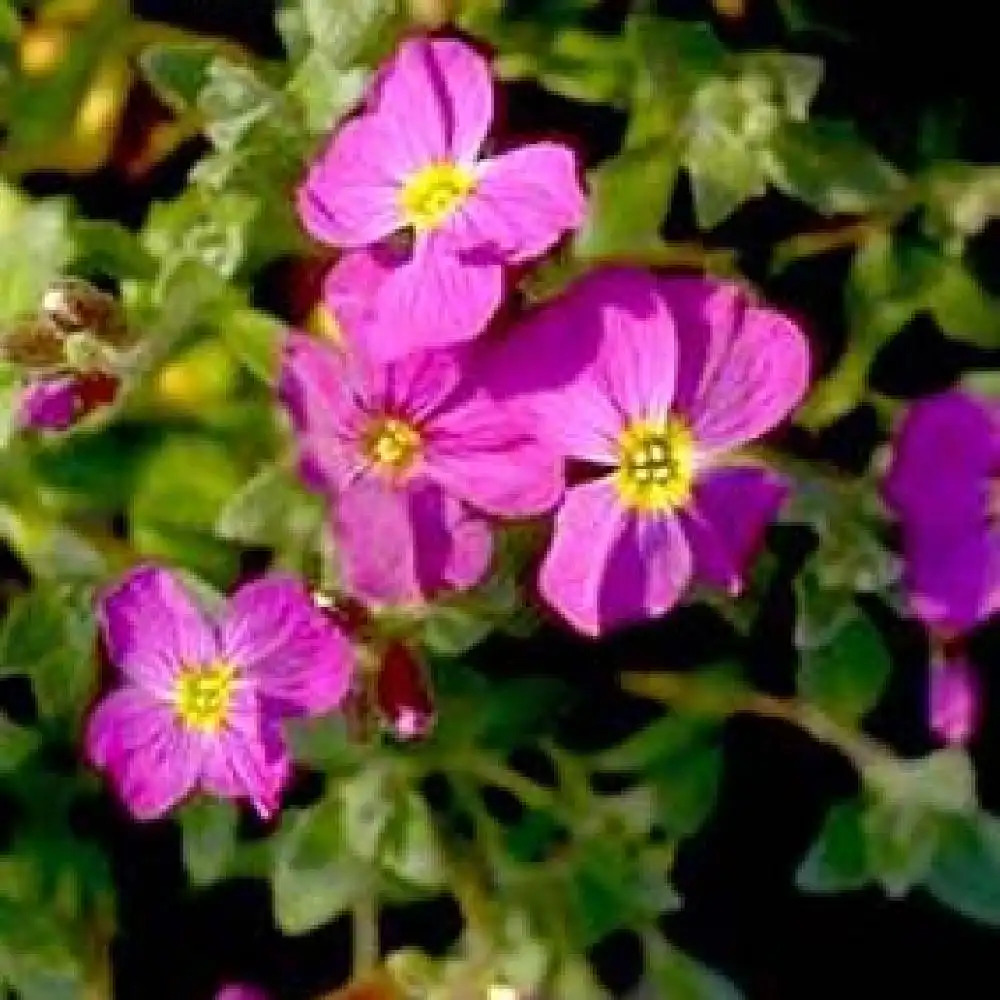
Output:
[
  {"xmin": 929, "ymin": 651, "xmax": 979, "ymax": 746},
  {"xmin": 376, "ymin": 643, "xmax": 435, "ymax": 741}
]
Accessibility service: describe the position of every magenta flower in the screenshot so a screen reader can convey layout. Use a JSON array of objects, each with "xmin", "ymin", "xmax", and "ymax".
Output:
[
  {"xmin": 19, "ymin": 371, "xmax": 120, "ymax": 431},
  {"xmin": 481, "ymin": 268, "xmax": 810, "ymax": 635},
  {"xmin": 299, "ymin": 36, "xmax": 586, "ymax": 361},
  {"xmin": 884, "ymin": 391, "xmax": 1000, "ymax": 633},
  {"xmin": 929, "ymin": 649, "xmax": 979, "ymax": 746},
  {"xmin": 216, "ymin": 987, "xmax": 269, "ymax": 1000},
  {"xmin": 86, "ymin": 566, "xmax": 353, "ymax": 821},
  {"xmin": 280, "ymin": 332, "xmax": 563, "ymax": 605}
]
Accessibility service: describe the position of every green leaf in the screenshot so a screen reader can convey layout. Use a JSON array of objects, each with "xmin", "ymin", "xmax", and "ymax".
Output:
[
  {"xmin": 926, "ymin": 814, "xmax": 1000, "ymax": 926},
  {"xmin": 768, "ymin": 120, "xmax": 903, "ymax": 215},
  {"xmin": 281, "ymin": 0, "xmax": 394, "ymax": 66},
  {"xmin": 215, "ymin": 464, "xmax": 323, "ymax": 548},
  {"xmin": 577, "ymin": 141, "xmax": 678, "ymax": 260},
  {"xmin": 380, "ymin": 791, "xmax": 446, "ymax": 889},
  {"xmin": 864, "ymin": 749, "xmax": 978, "ymax": 817},
  {"xmin": 287, "ymin": 54, "xmax": 367, "ymax": 136},
  {"xmin": 927, "ymin": 258, "xmax": 1000, "ymax": 347},
  {"xmin": 645, "ymin": 938, "xmax": 743, "ymax": 1000},
  {"xmin": 138, "ymin": 42, "xmax": 217, "ymax": 114},
  {"xmin": 129, "ymin": 435, "xmax": 245, "ymax": 581},
  {"xmin": 179, "ymin": 800, "xmax": 238, "ymax": 887},
  {"xmin": 0, "ymin": 714, "xmax": 40, "ymax": 774},
  {"xmin": 0, "ymin": 182, "xmax": 73, "ymax": 322},
  {"xmin": 272, "ymin": 797, "xmax": 370, "ymax": 934},
  {"xmin": 797, "ymin": 611, "xmax": 891, "ymax": 724},
  {"xmin": 0, "ymin": 585, "xmax": 97, "ymax": 722},
  {"xmin": 796, "ymin": 799, "xmax": 871, "ymax": 893}
]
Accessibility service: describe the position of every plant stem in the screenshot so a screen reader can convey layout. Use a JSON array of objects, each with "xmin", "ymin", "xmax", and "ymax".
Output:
[
  {"xmin": 353, "ymin": 893, "xmax": 379, "ymax": 979},
  {"xmin": 621, "ymin": 670, "xmax": 890, "ymax": 773}
]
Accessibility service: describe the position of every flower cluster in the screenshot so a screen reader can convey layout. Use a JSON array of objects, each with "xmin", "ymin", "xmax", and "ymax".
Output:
[{"xmin": 85, "ymin": 33, "xmax": 815, "ymax": 821}]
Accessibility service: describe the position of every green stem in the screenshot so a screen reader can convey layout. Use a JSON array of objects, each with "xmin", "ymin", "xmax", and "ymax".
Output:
[
  {"xmin": 621, "ymin": 670, "xmax": 891, "ymax": 773},
  {"xmin": 352, "ymin": 893, "xmax": 379, "ymax": 979}
]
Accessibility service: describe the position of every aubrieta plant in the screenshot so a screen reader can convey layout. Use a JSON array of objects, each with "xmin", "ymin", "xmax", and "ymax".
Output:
[{"xmin": 4, "ymin": 1, "xmax": 1000, "ymax": 998}]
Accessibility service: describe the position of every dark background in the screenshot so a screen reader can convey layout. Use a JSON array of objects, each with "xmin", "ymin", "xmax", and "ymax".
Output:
[{"xmin": 12, "ymin": 0, "xmax": 1000, "ymax": 996}]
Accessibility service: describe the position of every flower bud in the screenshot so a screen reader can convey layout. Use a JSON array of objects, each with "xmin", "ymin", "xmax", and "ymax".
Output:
[
  {"xmin": 929, "ymin": 650, "xmax": 979, "ymax": 746},
  {"xmin": 376, "ymin": 643, "xmax": 435, "ymax": 742}
]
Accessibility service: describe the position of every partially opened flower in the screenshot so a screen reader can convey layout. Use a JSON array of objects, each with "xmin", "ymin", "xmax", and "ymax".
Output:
[
  {"xmin": 299, "ymin": 36, "xmax": 586, "ymax": 361},
  {"xmin": 280, "ymin": 332, "xmax": 563, "ymax": 605},
  {"xmin": 884, "ymin": 391, "xmax": 1000, "ymax": 633},
  {"xmin": 929, "ymin": 648, "xmax": 979, "ymax": 746},
  {"xmin": 87, "ymin": 566, "xmax": 353, "ymax": 821},
  {"xmin": 481, "ymin": 268, "xmax": 810, "ymax": 635}
]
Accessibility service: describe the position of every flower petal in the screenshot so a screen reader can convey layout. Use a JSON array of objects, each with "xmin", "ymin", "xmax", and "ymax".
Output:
[
  {"xmin": 19, "ymin": 376, "xmax": 80, "ymax": 431},
  {"xmin": 216, "ymin": 986, "xmax": 270, "ymax": 1000},
  {"xmin": 280, "ymin": 332, "xmax": 367, "ymax": 494},
  {"xmin": 883, "ymin": 392, "xmax": 999, "ymax": 631},
  {"xmin": 200, "ymin": 717, "xmax": 291, "ymax": 821},
  {"xmin": 539, "ymin": 479, "xmax": 693, "ymax": 635},
  {"xmin": 479, "ymin": 267, "xmax": 678, "ymax": 463},
  {"xmin": 297, "ymin": 115, "xmax": 405, "ymax": 247},
  {"xmin": 682, "ymin": 466, "xmax": 787, "ymax": 594},
  {"xmin": 929, "ymin": 651, "xmax": 978, "ymax": 746},
  {"xmin": 423, "ymin": 392, "xmax": 564, "ymax": 516},
  {"xmin": 86, "ymin": 688, "xmax": 202, "ymax": 821},
  {"xmin": 357, "ymin": 232, "xmax": 505, "ymax": 360},
  {"xmin": 334, "ymin": 476, "xmax": 491, "ymax": 604},
  {"xmin": 368, "ymin": 36, "xmax": 493, "ymax": 166},
  {"xmin": 884, "ymin": 391, "xmax": 997, "ymax": 529},
  {"xmin": 98, "ymin": 565, "xmax": 217, "ymax": 695},
  {"xmin": 220, "ymin": 574, "xmax": 354, "ymax": 716},
  {"xmin": 669, "ymin": 278, "xmax": 809, "ymax": 452},
  {"xmin": 450, "ymin": 142, "xmax": 586, "ymax": 262}
]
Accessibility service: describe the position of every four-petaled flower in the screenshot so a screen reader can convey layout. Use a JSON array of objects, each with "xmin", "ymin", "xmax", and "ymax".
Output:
[
  {"xmin": 884, "ymin": 390, "xmax": 1000, "ymax": 633},
  {"xmin": 299, "ymin": 36, "xmax": 586, "ymax": 361},
  {"xmin": 480, "ymin": 268, "xmax": 810, "ymax": 635},
  {"xmin": 86, "ymin": 566, "xmax": 353, "ymax": 820},
  {"xmin": 280, "ymin": 332, "xmax": 563, "ymax": 604}
]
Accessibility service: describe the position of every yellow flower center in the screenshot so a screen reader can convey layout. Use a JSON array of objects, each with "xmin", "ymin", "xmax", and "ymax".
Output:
[
  {"xmin": 364, "ymin": 415, "xmax": 422, "ymax": 475},
  {"xmin": 175, "ymin": 662, "xmax": 236, "ymax": 734},
  {"xmin": 615, "ymin": 417, "xmax": 696, "ymax": 512},
  {"xmin": 399, "ymin": 161, "xmax": 476, "ymax": 231}
]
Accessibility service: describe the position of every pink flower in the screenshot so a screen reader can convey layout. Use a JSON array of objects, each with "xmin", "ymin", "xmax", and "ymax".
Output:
[
  {"xmin": 481, "ymin": 268, "xmax": 810, "ymax": 635},
  {"xmin": 216, "ymin": 987, "xmax": 269, "ymax": 1000},
  {"xmin": 298, "ymin": 36, "xmax": 586, "ymax": 361},
  {"xmin": 279, "ymin": 332, "xmax": 563, "ymax": 605},
  {"xmin": 86, "ymin": 566, "xmax": 353, "ymax": 821},
  {"xmin": 883, "ymin": 391, "xmax": 1000, "ymax": 633},
  {"xmin": 19, "ymin": 371, "xmax": 120, "ymax": 431},
  {"xmin": 929, "ymin": 649, "xmax": 979, "ymax": 746}
]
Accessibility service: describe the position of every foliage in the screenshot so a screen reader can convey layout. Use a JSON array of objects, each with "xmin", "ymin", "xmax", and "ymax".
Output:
[{"xmin": 3, "ymin": 0, "xmax": 1000, "ymax": 997}]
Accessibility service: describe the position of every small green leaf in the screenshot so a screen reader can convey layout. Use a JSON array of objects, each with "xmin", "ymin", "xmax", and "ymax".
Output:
[
  {"xmin": 769, "ymin": 120, "xmax": 903, "ymax": 215},
  {"xmin": 272, "ymin": 798, "xmax": 370, "ymax": 934},
  {"xmin": 179, "ymin": 800, "xmax": 238, "ymax": 887},
  {"xmin": 796, "ymin": 799, "xmax": 870, "ymax": 893},
  {"xmin": 926, "ymin": 814, "xmax": 1000, "ymax": 926},
  {"xmin": 139, "ymin": 43, "xmax": 217, "ymax": 114},
  {"xmin": 798, "ymin": 611, "xmax": 891, "ymax": 724},
  {"xmin": 0, "ymin": 714, "xmax": 40, "ymax": 774}
]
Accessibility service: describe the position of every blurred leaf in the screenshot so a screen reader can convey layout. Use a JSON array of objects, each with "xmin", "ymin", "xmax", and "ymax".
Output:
[
  {"xmin": 179, "ymin": 799, "xmax": 238, "ymax": 887},
  {"xmin": 798, "ymin": 611, "xmax": 891, "ymax": 724},
  {"xmin": 796, "ymin": 799, "xmax": 870, "ymax": 893},
  {"xmin": 864, "ymin": 749, "xmax": 977, "ymax": 817},
  {"xmin": 0, "ymin": 584, "xmax": 97, "ymax": 722},
  {"xmin": 577, "ymin": 141, "xmax": 677, "ymax": 261},
  {"xmin": 129, "ymin": 435, "xmax": 245, "ymax": 581},
  {"xmin": 380, "ymin": 790, "xmax": 446, "ymax": 889},
  {"xmin": 0, "ymin": 714, "xmax": 40, "ymax": 773},
  {"xmin": 769, "ymin": 120, "xmax": 903, "ymax": 215},
  {"xmin": 278, "ymin": 0, "xmax": 394, "ymax": 66},
  {"xmin": 926, "ymin": 814, "xmax": 1000, "ymax": 926},
  {"xmin": 0, "ymin": 182, "xmax": 72, "ymax": 322},
  {"xmin": 139, "ymin": 42, "xmax": 216, "ymax": 114},
  {"xmin": 272, "ymin": 796, "xmax": 370, "ymax": 934},
  {"xmin": 215, "ymin": 463, "xmax": 323, "ymax": 548},
  {"xmin": 645, "ymin": 938, "xmax": 744, "ymax": 1000}
]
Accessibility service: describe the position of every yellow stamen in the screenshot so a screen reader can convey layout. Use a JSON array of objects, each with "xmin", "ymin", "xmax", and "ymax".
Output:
[
  {"xmin": 364, "ymin": 415, "xmax": 422, "ymax": 476},
  {"xmin": 175, "ymin": 662, "xmax": 236, "ymax": 734},
  {"xmin": 615, "ymin": 416, "xmax": 695, "ymax": 512},
  {"xmin": 399, "ymin": 161, "xmax": 476, "ymax": 231}
]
